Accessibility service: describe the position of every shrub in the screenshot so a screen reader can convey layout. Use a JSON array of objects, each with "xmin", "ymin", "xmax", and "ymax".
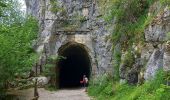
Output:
[
  {"xmin": 113, "ymin": 46, "xmax": 122, "ymax": 81},
  {"xmin": 88, "ymin": 74, "xmax": 114, "ymax": 99},
  {"xmin": 89, "ymin": 70, "xmax": 170, "ymax": 100}
]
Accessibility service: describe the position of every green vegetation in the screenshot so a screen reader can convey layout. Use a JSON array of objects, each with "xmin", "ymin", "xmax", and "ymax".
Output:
[
  {"xmin": 113, "ymin": 46, "xmax": 121, "ymax": 81},
  {"xmin": 160, "ymin": 0, "xmax": 170, "ymax": 6},
  {"xmin": 112, "ymin": 70, "xmax": 170, "ymax": 100},
  {"xmin": 0, "ymin": 1, "xmax": 7, "ymax": 16},
  {"xmin": 122, "ymin": 50, "xmax": 135, "ymax": 69},
  {"xmin": 89, "ymin": 0, "xmax": 170, "ymax": 100},
  {"xmin": 108, "ymin": 0, "xmax": 156, "ymax": 49},
  {"xmin": 72, "ymin": 13, "xmax": 87, "ymax": 22},
  {"xmin": 164, "ymin": 71, "xmax": 170, "ymax": 83},
  {"xmin": 88, "ymin": 74, "xmax": 114, "ymax": 100},
  {"xmin": 43, "ymin": 55, "xmax": 59, "ymax": 77},
  {"xmin": 50, "ymin": 0, "xmax": 64, "ymax": 13},
  {"xmin": 0, "ymin": 0, "xmax": 38, "ymax": 97},
  {"xmin": 60, "ymin": 18, "xmax": 83, "ymax": 31},
  {"xmin": 43, "ymin": 55, "xmax": 59, "ymax": 90},
  {"xmin": 43, "ymin": 55, "xmax": 66, "ymax": 89},
  {"xmin": 106, "ymin": 0, "xmax": 157, "ymax": 83},
  {"xmin": 88, "ymin": 70, "xmax": 170, "ymax": 100},
  {"xmin": 167, "ymin": 32, "xmax": 170, "ymax": 40},
  {"xmin": 50, "ymin": 0, "xmax": 59, "ymax": 13},
  {"xmin": 104, "ymin": 0, "xmax": 159, "ymax": 83},
  {"xmin": 0, "ymin": 0, "xmax": 169, "ymax": 99}
]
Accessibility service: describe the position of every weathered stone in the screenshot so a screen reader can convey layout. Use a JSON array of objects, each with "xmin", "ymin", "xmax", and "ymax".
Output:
[
  {"xmin": 25, "ymin": 0, "xmax": 113, "ymax": 77},
  {"xmin": 145, "ymin": 4, "xmax": 170, "ymax": 42},
  {"xmin": 144, "ymin": 3, "xmax": 170, "ymax": 80},
  {"xmin": 119, "ymin": 52, "xmax": 128, "ymax": 79},
  {"xmin": 126, "ymin": 58, "xmax": 142, "ymax": 84},
  {"xmin": 119, "ymin": 79, "xmax": 126, "ymax": 84},
  {"xmin": 25, "ymin": 0, "xmax": 170, "ymax": 83},
  {"xmin": 144, "ymin": 49, "xmax": 164, "ymax": 80},
  {"xmin": 141, "ymin": 43, "xmax": 154, "ymax": 64},
  {"xmin": 145, "ymin": 24, "xmax": 166, "ymax": 42},
  {"xmin": 127, "ymin": 70, "xmax": 138, "ymax": 85},
  {"xmin": 163, "ymin": 41, "xmax": 170, "ymax": 71},
  {"xmin": 119, "ymin": 64, "xmax": 127, "ymax": 79},
  {"xmin": 32, "ymin": 77, "xmax": 49, "ymax": 87}
]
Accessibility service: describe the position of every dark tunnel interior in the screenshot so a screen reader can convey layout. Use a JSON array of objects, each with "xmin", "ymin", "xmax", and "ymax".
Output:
[{"xmin": 57, "ymin": 43, "xmax": 91, "ymax": 88}]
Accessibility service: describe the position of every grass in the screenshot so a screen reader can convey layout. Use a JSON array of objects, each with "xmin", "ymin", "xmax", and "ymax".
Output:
[
  {"xmin": 88, "ymin": 70, "xmax": 170, "ymax": 100},
  {"xmin": 44, "ymin": 84, "xmax": 58, "ymax": 91},
  {"xmin": 88, "ymin": 74, "xmax": 114, "ymax": 100}
]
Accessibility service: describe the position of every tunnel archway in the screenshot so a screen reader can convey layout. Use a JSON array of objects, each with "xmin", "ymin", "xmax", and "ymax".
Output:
[{"xmin": 57, "ymin": 42, "xmax": 91, "ymax": 88}]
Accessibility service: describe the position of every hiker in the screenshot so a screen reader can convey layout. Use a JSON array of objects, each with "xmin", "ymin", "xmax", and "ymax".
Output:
[{"xmin": 83, "ymin": 75, "xmax": 88, "ymax": 92}]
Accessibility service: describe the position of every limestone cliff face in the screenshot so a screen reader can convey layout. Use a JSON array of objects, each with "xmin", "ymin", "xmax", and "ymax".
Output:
[
  {"xmin": 143, "ymin": 3, "xmax": 170, "ymax": 80},
  {"xmin": 25, "ymin": 0, "xmax": 113, "ymax": 76},
  {"xmin": 118, "ymin": 2, "xmax": 170, "ymax": 83},
  {"xmin": 25, "ymin": 0, "xmax": 170, "ymax": 82}
]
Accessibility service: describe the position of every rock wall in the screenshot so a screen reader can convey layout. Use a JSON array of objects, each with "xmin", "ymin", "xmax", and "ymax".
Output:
[
  {"xmin": 25, "ymin": 0, "xmax": 113, "ymax": 77},
  {"xmin": 25, "ymin": 0, "xmax": 170, "ymax": 83},
  {"xmin": 143, "ymin": 3, "xmax": 170, "ymax": 80},
  {"xmin": 118, "ymin": 2, "xmax": 170, "ymax": 83}
]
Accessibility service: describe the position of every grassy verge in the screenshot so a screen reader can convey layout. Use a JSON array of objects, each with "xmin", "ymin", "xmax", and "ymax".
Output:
[{"xmin": 88, "ymin": 70, "xmax": 170, "ymax": 100}]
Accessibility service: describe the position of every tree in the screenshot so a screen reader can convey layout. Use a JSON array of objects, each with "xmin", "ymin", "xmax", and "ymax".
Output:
[
  {"xmin": 0, "ymin": 1, "xmax": 7, "ymax": 16},
  {"xmin": 0, "ymin": 0, "xmax": 38, "ymax": 97}
]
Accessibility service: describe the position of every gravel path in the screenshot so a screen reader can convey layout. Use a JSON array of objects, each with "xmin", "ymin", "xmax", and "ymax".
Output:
[{"xmin": 11, "ymin": 88, "xmax": 91, "ymax": 100}]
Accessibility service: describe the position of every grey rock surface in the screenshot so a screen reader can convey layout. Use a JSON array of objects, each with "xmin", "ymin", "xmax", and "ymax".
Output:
[
  {"xmin": 144, "ymin": 49, "xmax": 164, "ymax": 80},
  {"xmin": 25, "ymin": 0, "xmax": 113, "ymax": 76},
  {"xmin": 144, "ymin": 4, "xmax": 170, "ymax": 80},
  {"xmin": 25, "ymin": 0, "xmax": 170, "ymax": 81}
]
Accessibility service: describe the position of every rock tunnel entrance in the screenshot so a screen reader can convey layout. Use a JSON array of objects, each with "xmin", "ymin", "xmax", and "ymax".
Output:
[{"xmin": 57, "ymin": 42, "xmax": 91, "ymax": 88}]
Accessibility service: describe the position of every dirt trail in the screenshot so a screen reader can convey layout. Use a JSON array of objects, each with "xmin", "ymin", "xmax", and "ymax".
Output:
[{"xmin": 11, "ymin": 88, "xmax": 91, "ymax": 100}]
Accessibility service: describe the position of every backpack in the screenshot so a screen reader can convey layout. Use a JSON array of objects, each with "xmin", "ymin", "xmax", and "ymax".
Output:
[{"xmin": 84, "ymin": 77, "xmax": 88, "ymax": 83}]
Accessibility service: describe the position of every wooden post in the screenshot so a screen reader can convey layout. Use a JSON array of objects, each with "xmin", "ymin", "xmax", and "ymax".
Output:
[
  {"xmin": 32, "ymin": 63, "xmax": 39, "ymax": 100},
  {"xmin": 44, "ymin": 44, "xmax": 48, "ymax": 65},
  {"xmin": 35, "ymin": 63, "xmax": 38, "ymax": 77},
  {"xmin": 33, "ymin": 79, "xmax": 39, "ymax": 100},
  {"xmin": 40, "ymin": 58, "xmax": 43, "ymax": 74}
]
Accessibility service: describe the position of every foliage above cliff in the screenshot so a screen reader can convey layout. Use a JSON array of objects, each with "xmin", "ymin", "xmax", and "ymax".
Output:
[
  {"xmin": 50, "ymin": 0, "xmax": 66, "ymax": 14},
  {"xmin": 50, "ymin": 0, "xmax": 60, "ymax": 13},
  {"xmin": 160, "ymin": 0, "xmax": 170, "ymax": 6},
  {"xmin": 108, "ymin": 0, "xmax": 156, "ymax": 49}
]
